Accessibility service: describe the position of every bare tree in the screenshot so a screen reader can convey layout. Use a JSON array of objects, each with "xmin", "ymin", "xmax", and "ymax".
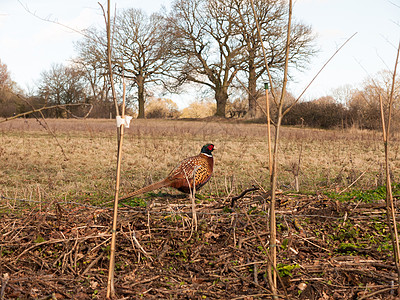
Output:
[
  {"xmin": 166, "ymin": 0, "xmax": 244, "ymax": 117},
  {"xmin": 37, "ymin": 64, "xmax": 87, "ymax": 117},
  {"xmin": 348, "ymin": 71, "xmax": 400, "ymax": 129},
  {"xmin": 229, "ymin": 0, "xmax": 316, "ymax": 118},
  {"xmin": 332, "ymin": 84, "xmax": 356, "ymax": 107},
  {"xmin": 0, "ymin": 59, "xmax": 15, "ymax": 91},
  {"xmin": 363, "ymin": 71, "xmax": 400, "ymax": 109},
  {"xmin": 0, "ymin": 59, "xmax": 21, "ymax": 117},
  {"xmin": 113, "ymin": 8, "xmax": 173, "ymax": 118},
  {"xmin": 165, "ymin": 0, "xmax": 315, "ymax": 118},
  {"xmin": 74, "ymin": 27, "xmax": 115, "ymax": 118}
]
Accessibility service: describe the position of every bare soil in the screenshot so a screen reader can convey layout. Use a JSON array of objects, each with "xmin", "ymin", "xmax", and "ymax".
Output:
[{"xmin": 1, "ymin": 191, "xmax": 398, "ymax": 299}]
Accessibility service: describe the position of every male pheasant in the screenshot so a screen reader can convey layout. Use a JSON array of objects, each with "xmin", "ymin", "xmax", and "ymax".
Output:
[{"xmin": 119, "ymin": 144, "xmax": 214, "ymax": 200}]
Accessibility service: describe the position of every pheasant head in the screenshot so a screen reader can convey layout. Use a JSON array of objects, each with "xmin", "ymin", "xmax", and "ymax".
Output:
[{"xmin": 200, "ymin": 144, "xmax": 215, "ymax": 157}]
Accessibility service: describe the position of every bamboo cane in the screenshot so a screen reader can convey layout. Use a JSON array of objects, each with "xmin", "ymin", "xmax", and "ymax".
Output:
[
  {"xmin": 105, "ymin": 0, "xmax": 126, "ymax": 294},
  {"xmin": 106, "ymin": 79, "xmax": 126, "ymax": 298},
  {"xmin": 249, "ymin": 0, "xmax": 280, "ymax": 295}
]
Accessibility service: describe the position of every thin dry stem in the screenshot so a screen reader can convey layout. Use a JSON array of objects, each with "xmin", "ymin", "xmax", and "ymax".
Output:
[
  {"xmin": 283, "ymin": 32, "xmax": 357, "ymax": 117},
  {"xmin": 106, "ymin": 0, "xmax": 126, "ymax": 296},
  {"xmin": 379, "ymin": 39, "xmax": 400, "ymax": 296},
  {"xmin": 265, "ymin": 86, "xmax": 273, "ymax": 176},
  {"xmin": 191, "ymin": 166, "xmax": 199, "ymax": 233},
  {"xmin": 0, "ymin": 102, "xmax": 92, "ymax": 124},
  {"xmin": 249, "ymin": 0, "xmax": 276, "ymax": 103}
]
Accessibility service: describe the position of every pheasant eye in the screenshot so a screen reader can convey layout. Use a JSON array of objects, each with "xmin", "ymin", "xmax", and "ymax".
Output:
[{"xmin": 208, "ymin": 145, "xmax": 214, "ymax": 150}]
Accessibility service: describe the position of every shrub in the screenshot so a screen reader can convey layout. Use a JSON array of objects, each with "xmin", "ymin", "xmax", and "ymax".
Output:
[{"xmin": 145, "ymin": 98, "xmax": 180, "ymax": 119}]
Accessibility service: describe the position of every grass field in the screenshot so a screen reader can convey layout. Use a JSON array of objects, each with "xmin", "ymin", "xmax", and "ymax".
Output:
[{"xmin": 0, "ymin": 118, "xmax": 398, "ymax": 202}]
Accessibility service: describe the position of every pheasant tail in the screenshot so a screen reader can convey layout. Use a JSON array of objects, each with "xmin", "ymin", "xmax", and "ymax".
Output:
[{"xmin": 119, "ymin": 179, "xmax": 171, "ymax": 201}]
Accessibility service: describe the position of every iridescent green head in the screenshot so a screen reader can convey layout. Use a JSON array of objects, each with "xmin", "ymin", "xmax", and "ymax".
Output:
[{"xmin": 201, "ymin": 144, "xmax": 214, "ymax": 156}]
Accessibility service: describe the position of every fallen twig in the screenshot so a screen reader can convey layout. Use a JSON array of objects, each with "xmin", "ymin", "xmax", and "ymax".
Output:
[
  {"xmin": 0, "ymin": 273, "xmax": 9, "ymax": 300},
  {"xmin": 230, "ymin": 186, "xmax": 260, "ymax": 207},
  {"xmin": 15, "ymin": 234, "xmax": 111, "ymax": 261},
  {"xmin": 358, "ymin": 286, "xmax": 398, "ymax": 300}
]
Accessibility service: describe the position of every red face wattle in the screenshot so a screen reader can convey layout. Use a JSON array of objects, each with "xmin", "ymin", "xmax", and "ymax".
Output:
[{"xmin": 208, "ymin": 144, "xmax": 214, "ymax": 151}]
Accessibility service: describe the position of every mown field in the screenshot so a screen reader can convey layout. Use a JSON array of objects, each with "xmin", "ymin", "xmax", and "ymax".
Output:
[
  {"xmin": 1, "ymin": 118, "xmax": 400, "ymax": 299},
  {"xmin": 1, "ymin": 118, "xmax": 398, "ymax": 200}
]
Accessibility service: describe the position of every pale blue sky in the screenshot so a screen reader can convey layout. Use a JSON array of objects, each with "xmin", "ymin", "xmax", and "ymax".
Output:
[
  {"xmin": 290, "ymin": 0, "xmax": 399, "ymax": 100},
  {"xmin": 0, "ymin": 0, "xmax": 399, "ymax": 107}
]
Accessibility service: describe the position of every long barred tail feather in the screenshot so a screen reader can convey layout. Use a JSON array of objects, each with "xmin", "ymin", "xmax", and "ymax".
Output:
[{"xmin": 119, "ymin": 179, "xmax": 170, "ymax": 201}]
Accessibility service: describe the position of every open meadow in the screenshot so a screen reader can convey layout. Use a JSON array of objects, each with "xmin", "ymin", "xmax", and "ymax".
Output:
[
  {"xmin": 1, "ymin": 118, "xmax": 398, "ymax": 200},
  {"xmin": 1, "ymin": 118, "xmax": 400, "ymax": 299}
]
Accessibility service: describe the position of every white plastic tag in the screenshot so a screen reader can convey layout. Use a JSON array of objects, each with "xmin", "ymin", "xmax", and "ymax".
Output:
[{"xmin": 116, "ymin": 116, "xmax": 133, "ymax": 128}]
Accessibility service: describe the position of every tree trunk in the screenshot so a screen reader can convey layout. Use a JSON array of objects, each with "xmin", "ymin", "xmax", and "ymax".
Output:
[
  {"xmin": 215, "ymin": 88, "xmax": 228, "ymax": 117},
  {"xmin": 137, "ymin": 75, "xmax": 145, "ymax": 119},
  {"xmin": 247, "ymin": 51, "xmax": 257, "ymax": 118}
]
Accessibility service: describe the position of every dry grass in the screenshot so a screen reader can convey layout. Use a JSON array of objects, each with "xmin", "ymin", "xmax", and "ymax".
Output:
[{"xmin": 0, "ymin": 118, "xmax": 399, "ymax": 203}]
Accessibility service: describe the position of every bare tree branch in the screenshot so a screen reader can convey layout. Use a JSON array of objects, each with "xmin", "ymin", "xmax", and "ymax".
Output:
[
  {"xmin": 282, "ymin": 32, "xmax": 357, "ymax": 117},
  {"xmin": 0, "ymin": 102, "xmax": 92, "ymax": 123}
]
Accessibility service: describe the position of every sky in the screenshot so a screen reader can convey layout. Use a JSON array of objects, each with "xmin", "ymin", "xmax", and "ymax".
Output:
[{"xmin": 0, "ymin": 0, "xmax": 399, "ymax": 108}]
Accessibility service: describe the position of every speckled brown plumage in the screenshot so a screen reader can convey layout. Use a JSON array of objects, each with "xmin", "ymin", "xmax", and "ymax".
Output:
[{"xmin": 119, "ymin": 144, "xmax": 214, "ymax": 200}]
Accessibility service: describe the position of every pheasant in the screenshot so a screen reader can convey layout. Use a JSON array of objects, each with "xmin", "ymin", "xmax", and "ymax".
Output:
[{"xmin": 120, "ymin": 144, "xmax": 214, "ymax": 200}]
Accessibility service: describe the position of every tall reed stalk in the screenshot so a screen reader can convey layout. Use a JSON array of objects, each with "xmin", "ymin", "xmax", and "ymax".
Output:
[
  {"xmin": 379, "ymin": 40, "xmax": 400, "ymax": 296},
  {"xmin": 104, "ymin": 0, "xmax": 127, "ymax": 297},
  {"xmin": 250, "ymin": 0, "xmax": 293, "ymax": 297}
]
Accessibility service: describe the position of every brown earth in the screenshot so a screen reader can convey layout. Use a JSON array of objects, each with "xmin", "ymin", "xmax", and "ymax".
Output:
[{"xmin": 0, "ymin": 190, "xmax": 398, "ymax": 300}]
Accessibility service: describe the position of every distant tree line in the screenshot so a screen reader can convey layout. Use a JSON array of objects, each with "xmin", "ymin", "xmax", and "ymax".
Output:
[
  {"xmin": 1, "ymin": 0, "xmax": 317, "ymax": 119},
  {"xmin": 0, "ymin": 0, "xmax": 398, "ymax": 130},
  {"xmin": 1, "ymin": 57, "xmax": 399, "ymax": 130},
  {"xmin": 281, "ymin": 71, "xmax": 400, "ymax": 130}
]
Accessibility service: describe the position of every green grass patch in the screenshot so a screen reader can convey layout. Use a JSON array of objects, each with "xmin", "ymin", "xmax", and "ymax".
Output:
[{"xmin": 326, "ymin": 183, "xmax": 400, "ymax": 203}]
